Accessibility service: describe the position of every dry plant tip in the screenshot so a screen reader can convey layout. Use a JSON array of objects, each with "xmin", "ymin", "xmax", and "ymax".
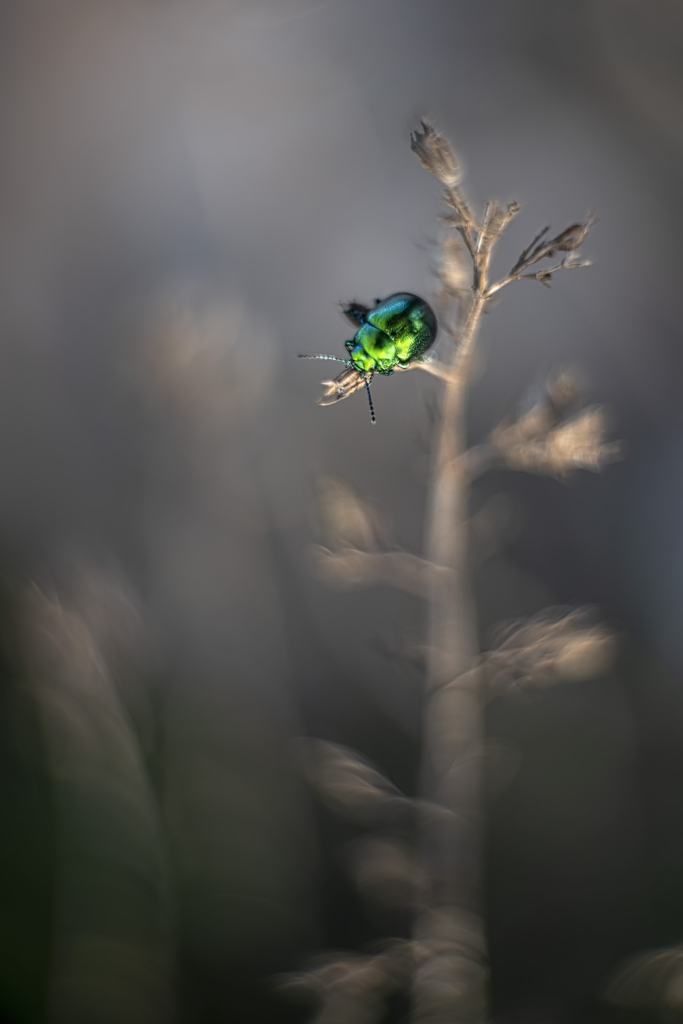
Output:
[{"xmin": 410, "ymin": 120, "xmax": 460, "ymax": 187}]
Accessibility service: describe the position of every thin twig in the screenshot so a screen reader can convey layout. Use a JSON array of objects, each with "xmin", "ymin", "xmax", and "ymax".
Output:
[
  {"xmin": 414, "ymin": 205, "xmax": 491, "ymax": 1024},
  {"xmin": 310, "ymin": 546, "xmax": 451, "ymax": 599},
  {"xmin": 487, "ymin": 257, "xmax": 592, "ymax": 297},
  {"xmin": 397, "ymin": 359, "xmax": 458, "ymax": 384}
]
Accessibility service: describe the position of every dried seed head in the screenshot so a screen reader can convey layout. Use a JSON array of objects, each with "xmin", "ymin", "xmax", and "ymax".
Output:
[
  {"xmin": 410, "ymin": 121, "xmax": 460, "ymax": 186},
  {"xmin": 493, "ymin": 405, "xmax": 621, "ymax": 477},
  {"xmin": 550, "ymin": 216, "xmax": 594, "ymax": 253},
  {"xmin": 541, "ymin": 407, "xmax": 621, "ymax": 474},
  {"xmin": 510, "ymin": 215, "xmax": 595, "ymax": 278},
  {"xmin": 482, "ymin": 201, "xmax": 505, "ymax": 239},
  {"xmin": 484, "ymin": 607, "xmax": 616, "ymax": 694}
]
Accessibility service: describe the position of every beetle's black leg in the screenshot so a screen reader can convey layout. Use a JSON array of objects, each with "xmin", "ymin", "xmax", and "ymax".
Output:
[
  {"xmin": 342, "ymin": 303, "xmax": 370, "ymax": 327},
  {"xmin": 363, "ymin": 372, "xmax": 376, "ymax": 424}
]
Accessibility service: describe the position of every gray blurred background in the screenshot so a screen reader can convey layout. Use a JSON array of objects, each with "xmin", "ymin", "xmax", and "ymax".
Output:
[{"xmin": 1, "ymin": 1, "xmax": 682, "ymax": 1022}]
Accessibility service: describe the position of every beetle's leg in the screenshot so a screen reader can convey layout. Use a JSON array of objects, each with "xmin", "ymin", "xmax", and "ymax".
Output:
[
  {"xmin": 342, "ymin": 303, "xmax": 370, "ymax": 327},
  {"xmin": 298, "ymin": 353, "xmax": 349, "ymax": 363},
  {"xmin": 363, "ymin": 371, "xmax": 376, "ymax": 425}
]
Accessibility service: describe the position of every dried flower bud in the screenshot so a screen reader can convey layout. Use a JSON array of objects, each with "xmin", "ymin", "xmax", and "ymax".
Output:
[
  {"xmin": 141, "ymin": 287, "xmax": 275, "ymax": 429},
  {"xmin": 410, "ymin": 121, "xmax": 460, "ymax": 186},
  {"xmin": 510, "ymin": 215, "xmax": 594, "ymax": 277},
  {"xmin": 542, "ymin": 407, "xmax": 620, "ymax": 474},
  {"xmin": 482, "ymin": 201, "xmax": 507, "ymax": 240},
  {"xmin": 484, "ymin": 607, "xmax": 615, "ymax": 695},
  {"xmin": 550, "ymin": 217, "xmax": 594, "ymax": 253}
]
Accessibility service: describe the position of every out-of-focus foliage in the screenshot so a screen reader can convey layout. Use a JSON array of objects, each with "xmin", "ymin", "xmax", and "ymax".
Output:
[
  {"xmin": 278, "ymin": 941, "xmax": 414, "ymax": 1024},
  {"xmin": 20, "ymin": 580, "xmax": 174, "ymax": 1024},
  {"xmin": 315, "ymin": 476, "xmax": 383, "ymax": 552},
  {"xmin": 298, "ymin": 739, "xmax": 409, "ymax": 826},
  {"xmin": 139, "ymin": 285, "xmax": 276, "ymax": 434},
  {"xmin": 483, "ymin": 607, "xmax": 616, "ymax": 696},
  {"xmin": 606, "ymin": 946, "xmax": 683, "ymax": 1016}
]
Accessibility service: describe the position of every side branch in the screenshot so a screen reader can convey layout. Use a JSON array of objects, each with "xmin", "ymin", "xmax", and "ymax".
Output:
[
  {"xmin": 487, "ymin": 215, "xmax": 595, "ymax": 296},
  {"xmin": 310, "ymin": 546, "xmax": 451, "ymax": 599},
  {"xmin": 411, "ymin": 120, "xmax": 517, "ymax": 1024}
]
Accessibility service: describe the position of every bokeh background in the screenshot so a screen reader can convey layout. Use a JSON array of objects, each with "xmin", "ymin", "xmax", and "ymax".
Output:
[{"xmin": 1, "ymin": 1, "xmax": 682, "ymax": 1021}]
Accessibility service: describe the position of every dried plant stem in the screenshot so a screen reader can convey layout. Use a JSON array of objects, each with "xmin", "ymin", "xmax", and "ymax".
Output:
[
  {"xmin": 407, "ymin": 124, "xmax": 594, "ymax": 1022},
  {"xmin": 300, "ymin": 124, "xmax": 600, "ymax": 1024},
  {"xmin": 414, "ymin": 289, "xmax": 489, "ymax": 1023}
]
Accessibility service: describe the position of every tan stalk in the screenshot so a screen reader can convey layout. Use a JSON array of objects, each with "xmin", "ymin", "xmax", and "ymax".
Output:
[
  {"xmin": 300, "ymin": 122, "xmax": 600, "ymax": 1024},
  {"xmin": 413, "ymin": 267, "xmax": 491, "ymax": 1024},
  {"xmin": 410, "ymin": 123, "xmax": 593, "ymax": 1024}
]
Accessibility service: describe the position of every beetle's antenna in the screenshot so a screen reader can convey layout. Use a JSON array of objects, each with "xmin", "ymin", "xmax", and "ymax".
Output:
[
  {"xmin": 298, "ymin": 353, "xmax": 348, "ymax": 363},
  {"xmin": 364, "ymin": 372, "xmax": 376, "ymax": 424}
]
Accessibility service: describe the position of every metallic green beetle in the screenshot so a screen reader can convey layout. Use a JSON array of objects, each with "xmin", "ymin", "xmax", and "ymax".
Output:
[{"xmin": 299, "ymin": 292, "xmax": 437, "ymax": 423}]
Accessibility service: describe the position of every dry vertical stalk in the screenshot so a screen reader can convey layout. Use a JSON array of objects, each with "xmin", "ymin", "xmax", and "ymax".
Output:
[
  {"xmin": 296, "ymin": 121, "xmax": 614, "ymax": 1024},
  {"xmin": 409, "ymin": 122, "xmax": 607, "ymax": 1024},
  {"xmin": 412, "ymin": 123, "xmax": 495, "ymax": 1024},
  {"xmin": 410, "ymin": 122, "xmax": 597, "ymax": 1024}
]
